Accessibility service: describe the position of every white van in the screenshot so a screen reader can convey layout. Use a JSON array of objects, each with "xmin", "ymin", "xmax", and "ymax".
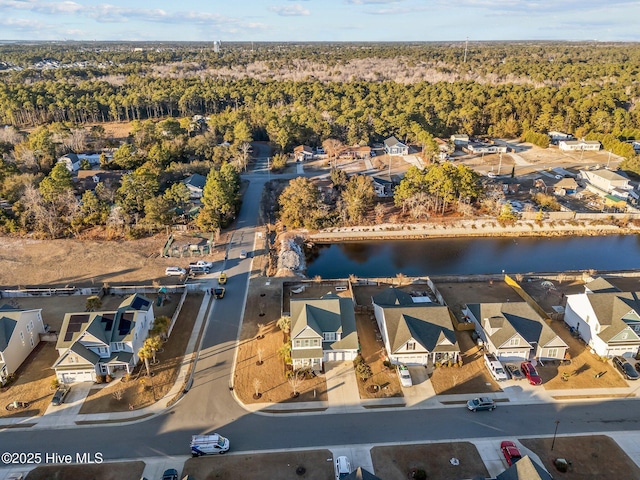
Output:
[{"xmin": 190, "ymin": 434, "xmax": 230, "ymax": 456}]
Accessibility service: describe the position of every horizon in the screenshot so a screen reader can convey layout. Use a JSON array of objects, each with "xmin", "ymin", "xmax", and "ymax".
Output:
[{"xmin": 0, "ymin": 0, "xmax": 638, "ymax": 43}]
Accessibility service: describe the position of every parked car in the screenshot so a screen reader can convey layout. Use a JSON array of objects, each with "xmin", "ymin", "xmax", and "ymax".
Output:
[
  {"xmin": 165, "ymin": 267, "xmax": 186, "ymax": 277},
  {"xmin": 613, "ymin": 356, "xmax": 639, "ymax": 380},
  {"xmin": 51, "ymin": 385, "xmax": 71, "ymax": 406},
  {"xmin": 218, "ymin": 272, "xmax": 227, "ymax": 285},
  {"xmin": 239, "ymin": 250, "xmax": 248, "ymax": 259},
  {"xmin": 505, "ymin": 364, "xmax": 524, "ymax": 381},
  {"xmin": 335, "ymin": 455, "xmax": 351, "ymax": 480},
  {"xmin": 161, "ymin": 469, "xmax": 179, "ymax": 480},
  {"xmin": 189, "ymin": 265, "xmax": 210, "ymax": 276},
  {"xmin": 520, "ymin": 361, "xmax": 543, "ymax": 385},
  {"xmin": 466, "ymin": 397, "xmax": 496, "ymax": 412},
  {"xmin": 500, "ymin": 441, "xmax": 523, "ymax": 466},
  {"xmin": 398, "ymin": 366, "xmax": 412, "ymax": 387},
  {"xmin": 213, "ymin": 287, "xmax": 225, "ymax": 299},
  {"xmin": 189, "ymin": 260, "xmax": 214, "ymax": 269}
]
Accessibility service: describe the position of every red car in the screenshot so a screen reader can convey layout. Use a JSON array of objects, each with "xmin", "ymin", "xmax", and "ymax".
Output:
[
  {"xmin": 520, "ymin": 361, "xmax": 543, "ymax": 385},
  {"xmin": 500, "ymin": 441, "xmax": 522, "ymax": 466}
]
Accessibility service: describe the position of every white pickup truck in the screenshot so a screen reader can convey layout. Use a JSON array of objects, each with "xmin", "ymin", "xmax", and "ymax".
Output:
[{"xmin": 484, "ymin": 353, "xmax": 509, "ymax": 382}]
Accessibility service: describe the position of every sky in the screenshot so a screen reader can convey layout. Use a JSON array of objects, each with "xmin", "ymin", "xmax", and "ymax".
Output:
[{"xmin": 0, "ymin": 0, "xmax": 639, "ymax": 43}]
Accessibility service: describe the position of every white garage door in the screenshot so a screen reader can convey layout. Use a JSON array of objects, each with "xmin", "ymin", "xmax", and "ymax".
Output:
[
  {"xmin": 61, "ymin": 371, "xmax": 93, "ymax": 383},
  {"xmin": 324, "ymin": 351, "xmax": 344, "ymax": 362}
]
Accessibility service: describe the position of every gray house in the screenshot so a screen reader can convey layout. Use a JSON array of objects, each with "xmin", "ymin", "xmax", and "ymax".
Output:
[
  {"xmin": 383, "ymin": 136, "xmax": 409, "ymax": 156},
  {"xmin": 372, "ymin": 288, "xmax": 460, "ymax": 366},
  {"xmin": 290, "ymin": 294, "xmax": 359, "ymax": 370},
  {"xmin": 464, "ymin": 302, "xmax": 568, "ymax": 362},
  {"xmin": 182, "ymin": 173, "xmax": 207, "ymax": 199}
]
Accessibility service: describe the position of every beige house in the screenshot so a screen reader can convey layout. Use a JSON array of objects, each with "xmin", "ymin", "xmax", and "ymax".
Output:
[{"xmin": 0, "ymin": 306, "xmax": 45, "ymax": 385}]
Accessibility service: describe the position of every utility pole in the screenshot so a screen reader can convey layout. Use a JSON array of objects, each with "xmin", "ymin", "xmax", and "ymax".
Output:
[
  {"xmin": 497, "ymin": 152, "xmax": 503, "ymax": 175},
  {"xmin": 463, "ymin": 37, "xmax": 469, "ymax": 63}
]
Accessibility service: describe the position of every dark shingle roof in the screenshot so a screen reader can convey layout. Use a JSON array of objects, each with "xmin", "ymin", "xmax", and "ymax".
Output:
[
  {"xmin": 372, "ymin": 288, "xmax": 414, "ymax": 306},
  {"xmin": 344, "ymin": 467, "xmax": 383, "ymax": 480},
  {"xmin": 496, "ymin": 455, "xmax": 553, "ymax": 480},
  {"xmin": 585, "ymin": 277, "xmax": 620, "ymax": 294},
  {"xmin": 290, "ymin": 296, "xmax": 358, "ymax": 350},
  {"xmin": 0, "ymin": 317, "xmax": 17, "ymax": 351}
]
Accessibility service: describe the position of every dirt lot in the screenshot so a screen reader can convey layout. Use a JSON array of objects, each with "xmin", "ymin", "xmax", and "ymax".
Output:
[
  {"xmin": 371, "ymin": 442, "xmax": 489, "ymax": 480},
  {"xmin": 234, "ymin": 276, "xmax": 328, "ymax": 404},
  {"xmin": 435, "ymin": 279, "xmax": 523, "ymax": 320},
  {"xmin": 520, "ymin": 435, "xmax": 640, "ymax": 480},
  {"xmin": 79, "ymin": 292, "xmax": 202, "ymax": 414},
  {"xmin": 183, "ymin": 449, "xmax": 334, "ymax": 480},
  {"xmin": 26, "ymin": 461, "xmax": 145, "ymax": 480},
  {"xmin": 0, "ymin": 231, "xmax": 231, "ymax": 288}
]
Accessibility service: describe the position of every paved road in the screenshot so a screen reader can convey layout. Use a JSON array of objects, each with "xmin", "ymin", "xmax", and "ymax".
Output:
[{"xmin": 2, "ymin": 148, "xmax": 640, "ymax": 464}]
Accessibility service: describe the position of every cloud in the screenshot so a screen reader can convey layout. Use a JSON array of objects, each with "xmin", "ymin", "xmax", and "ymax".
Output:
[
  {"xmin": 268, "ymin": 4, "xmax": 310, "ymax": 16},
  {"xmin": 346, "ymin": 0, "xmax": 403, "ymax": 4}
]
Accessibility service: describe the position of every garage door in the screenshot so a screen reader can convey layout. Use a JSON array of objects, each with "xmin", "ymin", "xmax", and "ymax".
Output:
[
  {"xmin": 61, "ymin": 371, "xmax": 93, "ymax": 383},
  {"xmin": 324, "ymin": 351, "xmax": 342, "ymax": 362}
]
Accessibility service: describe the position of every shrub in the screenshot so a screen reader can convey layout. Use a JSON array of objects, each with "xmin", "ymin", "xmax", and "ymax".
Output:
[
  {"xmin": 95, "ymin": 375, "xmax": 106, "ymax": 384},
  {"xmin": 413, "ymin": 468, "xmax": 427, "ymax": 480},
  {"xmin": 355, "ymin": 362, "xmax": 372, "ymax": 381},
  {"xmin": 50, "ymin": 378, "xmax": 60, "ymax": 390},
  {"xmin": 383, "ymin": 360, "xmax": 393, "ymax": 369}
]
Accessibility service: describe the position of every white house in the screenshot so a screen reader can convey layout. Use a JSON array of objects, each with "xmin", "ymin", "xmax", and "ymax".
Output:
[
  {"xmin": 372, "ymin": 288, "xmax": 460, "ymax": 366},
  {"xmin": 53, "ymin": 294, "xmax": 154, "ymax": 383},
  {"xmin": 463, "ymin": 302, "xmax": 568, "ymax": 362},
  {"xmin": 466, "ymin": 142, "xmax": 508, "ymax": 154},
  {"xmin": 0, "ymin": 305, "xmax": 45, "ymax": 385},
  {"xmin": 548, "ymin": 131, "xmax": 574, "ymax": 143},
  {"xmin": 290, "ymin": 294, "xmax": 359, "ymax": 371},
  {"xmin": 559, "ymin": 139, "xmax": 601, "ymax": 151},
  {"xmin": 57, "ymin": 153, "xmax": 102, "ymax": 173},
  {"xmin": 450, "ymin": 134, "xmax": 469, "ymax": 147},
  {"xmin": 371, "ymin": 175, "xmax": 395, "ymax": 198},
  {"xmin": 564, "ymin": 278, "xmax": 640, "ymax": 358},
  {"xmin": 293, "ymin": 145, "xmax": 314, "ymax": 162},
  {"xmin": 579, "ymin": 169, "xmax": 632, "ymax": 198},
  {"xmin": 383, "ymin": 136, "xmax": 409, "ymax": 156}
]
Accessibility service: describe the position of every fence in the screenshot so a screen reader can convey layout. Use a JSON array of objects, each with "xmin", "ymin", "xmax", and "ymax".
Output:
[
  {"xmin": 167, "ymin": 287, "xmax": 189, "ymax": 338},
  {"xmin": 504, "ymin": 274, "xmax": 550, "ymax": 320},
  {"xmin": 0, "ymin": 287, "xmax": 99, "ymax": 298}
]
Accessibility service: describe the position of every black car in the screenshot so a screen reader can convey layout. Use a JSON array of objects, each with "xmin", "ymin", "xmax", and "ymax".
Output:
[
  {"xmin": 161, "ymin": 469, "xmax": 179, "ymax": 480},
  {"xmin": 613, "ymin": 356, "xmax": 639, "ymax": 380},
  {"xmin": 51, "ymin": 385, "xmax": 71, "ymax": 406}
]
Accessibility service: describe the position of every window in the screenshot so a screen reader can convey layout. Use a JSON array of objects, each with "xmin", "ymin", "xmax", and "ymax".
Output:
[
  {"xmin": 509, "ymin": 338, "xmax": 519, "ymax": 346},
  {"xmin": 548, "ymin": 348, "xmax": 558, "ymax": 358},
  {"xmin": 19, "ymin": 331, "xmax": 24, "ymax": 345},
  {"xmin": 294, "ymin": 340, "xmax": 301, "ymax": 348},
  {"xmin": 323, "ymin": 332, "xmax": 336, "ymax": 342},
  {"xmin": 26, "ymin": 321, "xmax": 33, "ymax": 333},
  {"xmin": 406, "ymin": 342, "xmax": 416, "ymax": 351},
  {"xmin": 29, "ymin": 338, "xmax": 35, "ymax": 348}
]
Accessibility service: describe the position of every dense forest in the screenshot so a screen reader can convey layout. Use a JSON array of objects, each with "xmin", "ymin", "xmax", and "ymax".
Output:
[{"xmin": 0, "ymin": 41, "xmax": 639, "ymax": 238}]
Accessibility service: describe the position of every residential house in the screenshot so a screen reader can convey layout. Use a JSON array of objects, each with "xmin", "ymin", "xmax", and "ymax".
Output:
[
  {"xmin": 57, "ymin": 153, "xmax": 102, "ymax": 173},
  {"xmin": 383, "ymin": 136, "xmax": 409, "ymax": 156},
  {"xmin": 534, "ymin": 176, "xmax": 578, "ymax": 195},
  {"xmin": 372, "ymin": 288, "xmax": 460, "ymax": 366},
  {"xmin": 53, "ymin": 294, "xmax": 154, "ymax": 383},
  {"xmin": 463, "ymin": 302, "xmax": 568, "ymax": 362},
  {"xmin": 0, "ymin": 305, "xmax": 45, "ymax": 386},
  {"xmin": 579, "ymin": 169, "xmax": 632, "ymax": 200},
  {"xmin": 564, "ymin": 278, "xmax": 640, "ymax": 358},
  {"xmin": 466, "ymin": 142, "xmax": 508, "ymax": 154},
  {"xmin": 450, "ymin": 134, "xmax": 469, "ymax": 147},
  {"xmin": 548, "ymin": 131, "xmax": 574, "ymax": 144},
  {"xmin": 559, "ymin": 139, "xmax": 601, "ymax": 151},
  {"xmin": 290, "ymin": 294, "xmax": 359, "ymax": 371},
  {"xmin": 371, "ymin": 175, "xmax": 396, "ymax": 198},
  {"xmin": 496, "ymin": 455, "xmax": 553, "ymax": 480},
  {"xmin": 294, "ymin": 145, "xmax": 314, "ymax": 162},
  {"xmin": 75, "ymin": 170, "xmax": 124, "ymax": 193},
  {"xmin": 344, "ymin": 467, "xmax": 383, "ymax": 480},
  {"xmin": 339, "ymin": 145, "xmax": 372, "ymax": 159},
  {"xmin": 434, "ymin": 138, "xmax": 453, "ymax": 160},
  {"xmin": 182, "ymin": 173, "xmax": 207, "ymax": 200}
]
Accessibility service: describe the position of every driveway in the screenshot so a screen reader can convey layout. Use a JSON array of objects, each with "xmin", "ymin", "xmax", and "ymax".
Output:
[{"xmin": 37, "ymin": 382, "xmax": 93, "ymax": 428}]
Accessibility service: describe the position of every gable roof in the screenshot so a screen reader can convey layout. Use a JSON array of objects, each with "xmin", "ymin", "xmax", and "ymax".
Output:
[
  {"xmin": 380, "ymin": 305, "xmax": 458, "ymax": 354},
  {"xmin": 0, "ymin": 317, "xmax": 17, "ymax": 352},
  {"xmin": 585, "ymin": 292, "xmax": 640, "ymax": 343},
  {"xmin": 294, "ymin": 145, "xmax": 313, "ymax": 154},
  {"xmin": 344, "ymin": 467, "xmax": 383, "ymax": 480},
  {"xmin": 585, "ymin": 277, "xmax": 620, "ymax": 294},
  {"xmin": 467, "ymin": 302, "xmax": 566, "ymax": 349},
  {"xmin": 182, "ymin": 173, "xmax": 207, "ymax": 189},
  {"xmin": 496, "ymin": 455, "xmax": 553, "ymax": 480},
  {"xmin": 384, "ymin": 136, "xmax": 407, "ymax": 148},
  {"xmin": 372, "ymin": 288, "xmax": 415, "ymax": 306},
  {"xmin": 290, "ymin": 295, "xmax": 358, "ymax": 350}
]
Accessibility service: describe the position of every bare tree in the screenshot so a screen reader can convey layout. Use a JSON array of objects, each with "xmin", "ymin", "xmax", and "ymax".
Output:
[
  {"xmin": 288, "ymin": 371, "xmax": 304, "ymax": 397},
  {"xmin": 395, "ymin": 273, "xmax": 408, "ymax": 286},
  {"xmin": 256, "ymin": 323, "xmax": 265, "ymax": 339},
  {"xmin": 112, "ymin": 386, "xmax": 125, "ymax": 401},
  {"xmin": 557, "ymin": 272, "xmax": 567, "ymax": 284},
  {"xmin": 252, "ymin": 378, "xmax": 262, "ymax": 399},
  {"xmin": 256, "ymin": 347, "xmax": 264, "ymax": 365},
  {"xmin": 236, "ymin": 142, "xmax": 252, "ymax": 172}
]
